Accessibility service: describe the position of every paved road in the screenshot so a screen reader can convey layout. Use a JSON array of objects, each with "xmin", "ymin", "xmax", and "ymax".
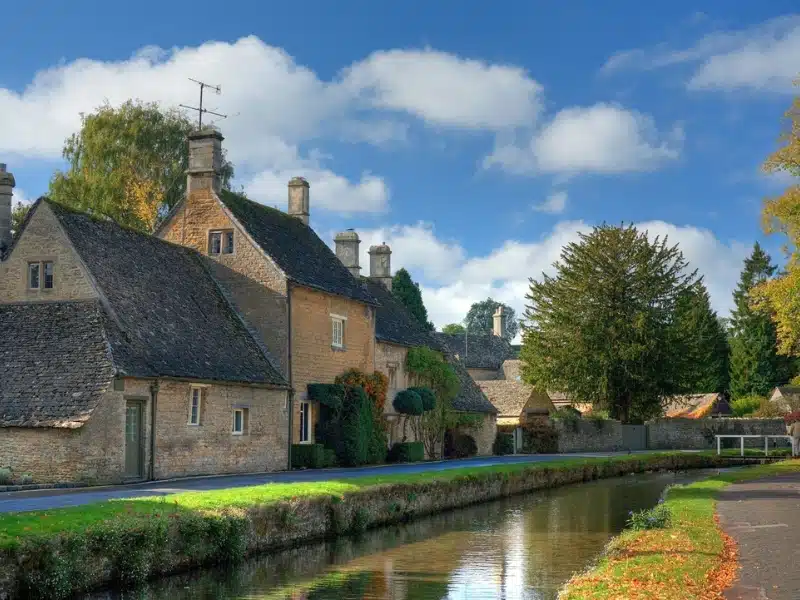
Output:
[
  {"xmin": 718, "ymin": 472, "xmax": 800, "ymax": 600},
  {"xmin": 0, "ymin": 451, "xmax": 653, "ymax": 513}
]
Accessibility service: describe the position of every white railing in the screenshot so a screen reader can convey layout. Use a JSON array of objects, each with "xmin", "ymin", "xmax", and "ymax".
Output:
[{"xmin": 715, "ymin": 434, "xmax": 792, "ymax": 457}]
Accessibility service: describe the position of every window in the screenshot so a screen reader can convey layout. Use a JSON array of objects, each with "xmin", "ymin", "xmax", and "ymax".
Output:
[
  {"xmin": 299, "ymin": 401, "xmax": 311, "ymax": 443},
  {"xmin": 331, "ymin": 316, "xmax": 345, "ymax": 348},
  {"xmin": 43, "ymin": 262, "xmax": 54, "ymax": 289},
  {"xmin": 209, "ymin": 230, "xmax": 234, "ymax": 255},
  {"xmin": 388, "ymin": 366, "xmax": 398, "ymax": 390},
  {"xmin": 188, "ymin": 387, "xmax": 202, "ymax": 425},
  {"xmin": 28, "ymin": 263, "xmax": 40, "ymax": 289},
  {"xmin": 232, "ymin": 408, "xmax": 248, "ymax": 435}
]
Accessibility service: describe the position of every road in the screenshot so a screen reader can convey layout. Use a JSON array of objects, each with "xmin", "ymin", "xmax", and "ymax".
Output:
[{"xmin": 0, "ymin": 451, "xmax": 656, "ymax": 513}]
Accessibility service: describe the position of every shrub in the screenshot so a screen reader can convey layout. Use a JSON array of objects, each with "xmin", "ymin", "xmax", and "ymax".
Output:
[
  {"xmin": 584, "ymin": 409, "xmax": 610, "ymax": 421},
  {"xmin": 307, "ymin": 383, "xmax": 345, "ymax": 411},
  {"xmin": 338, "ymin": 386, "xmax": 373, "ymax": 467},
  {"xmin": 444, "ymin": 432, "xmax": 477, "ymax": 459},
  {"xmin": 731, "ymin": 395, "xmax": 763, "ymax": 417},
  {"xmin": 493, "ymin": 432, "xmax": 515, "ymax": 455},
  {"xmin": 551, "ymin": 406, "xmax": 582, "ymax": 421},
  {"xmin": 291, "ymin": 444, "xmax": 326, "ymax": 469},
  {"xmin": 626, "ymin": 502, "xmax": 671, "ymax": 531},
  {"xmin": 335, "ymin": 369, "xmax": 389, "ymax": 412},
  {"xmin": 0, "ymin": 467, "xmax": 12, "ymax": 485},
  {"xmin": 367, "ymin": 415, "xmax": 388, "ymax": 465},
  {"xmin": 18, "ymin": 473, "xmax": 33, "ymax": 485},
  {"xmin": 784, "ymin": 411, "xmax": 800, "ymax": 425},
  {"xmin": 408, "ymin": 387, "xmax": 436, "ymax": 412},
  {"xmin": 753, "ymin": 397, "xmax": 785, "ymax": 418},
  {"xmin": 393, "ymin": 389, "xmax": 423, "ymax": 416},
  {"xmin": 523, "ymin": 421, "xmax": 559, "ymax": 453},
  {"xmin": 387, "ymin": 442, "xmax": 425, "ymax": 463},
  {"xmin": 322, "ymin": 448, "xmax": 338, "ymax": 468}
]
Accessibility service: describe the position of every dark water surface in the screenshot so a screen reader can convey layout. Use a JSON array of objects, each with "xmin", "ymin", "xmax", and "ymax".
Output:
[{"xmin": 87, "ymin": 470, "xmax": 714, "ymax": 600}]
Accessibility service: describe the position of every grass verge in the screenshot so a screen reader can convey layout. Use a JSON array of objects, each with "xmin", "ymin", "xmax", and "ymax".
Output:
[
  {"xmin": 559, "ymin": 459, "xmax": 800, "ymax": 600},
  {"xmin": 0, "ymin": 452, "xmax": 766, "ymax": 599}
]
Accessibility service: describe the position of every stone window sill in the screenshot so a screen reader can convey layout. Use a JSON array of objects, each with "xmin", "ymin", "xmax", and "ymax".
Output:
[{"xmin": 331, "ymin": 345, "xmax": 347, "ymax": 352}]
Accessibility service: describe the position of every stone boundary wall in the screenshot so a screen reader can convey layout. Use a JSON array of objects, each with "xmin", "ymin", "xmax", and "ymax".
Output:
[
  {"xmin": 647, "ymin": 418, "xmax": 786, "ymax": 450},
  {"xmin": 554, "ymin": 420, "xmax": 624, "ymax": 453}
]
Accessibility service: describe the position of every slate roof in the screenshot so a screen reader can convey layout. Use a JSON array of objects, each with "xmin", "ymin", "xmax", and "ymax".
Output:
[
  {"xmin": 433, "ymin": 332, "xmax": 513, "ymax": 370},
  {"xmin": 478, "ymin": 382, "xmax": 550, "ymax": 417},
  {"xmin": 0, "ymin": 301, "xmax": 114, "ymax": 428},
  {"xmin": 364, "ymin": 279, "xmax": 439, "ymax": 349},
  {"xmin": 217, "ymin": 190, "xmax": 376, "ymax": 305},
  {"xmin": 1, "ymin": 201, "xmax": 288, "ymax": 428},
  {"xmin": 447, "ymin": 356, "xmax": 498, "ymax": 414},
  {"xmin": 663, "ymin": 393, "xmax": 731, "ymax": 419}
]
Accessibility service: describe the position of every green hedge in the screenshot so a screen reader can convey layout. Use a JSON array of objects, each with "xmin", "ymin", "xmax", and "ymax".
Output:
[
  {"xmin": 387, "ymin": 442, "xmax": 425, "ymax": 463},
  {"xmin": 291, "ymin": 444, "xmax": 326, "ymax": 469},
  {"xmin": 493, "ymin": 433, "xmax": 515, "ymax": 455},
  {"xmin": 307, "ymin": 384, "xmax": 345, "ymax": 410}
]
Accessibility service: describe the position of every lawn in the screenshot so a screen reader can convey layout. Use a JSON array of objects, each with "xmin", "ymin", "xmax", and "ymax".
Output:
[
  {"xmin": 0, "ymin": 452, "xmax": 696, "ymax": 547},
  {"xmin": 560, "ymin": 459, "xmax": 800, "ymax": 600}
]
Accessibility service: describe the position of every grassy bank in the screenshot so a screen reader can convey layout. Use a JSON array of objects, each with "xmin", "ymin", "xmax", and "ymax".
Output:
[
  {"xmin": 560, "ymin": 459, "xmax": 800, "ymax": 600},
  {"xmin": 0, "ymin": 453, "xmax": 758, "ymax": 599}
]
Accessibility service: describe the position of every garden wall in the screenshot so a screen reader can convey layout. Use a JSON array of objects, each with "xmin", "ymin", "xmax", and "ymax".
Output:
[
  {"xmin": 647, "ymin": 418, "xmax": 786, "ymax": 450},
  {"xmin": 554, "ymin": 420, "xmax": 625, "ymax": 453}
]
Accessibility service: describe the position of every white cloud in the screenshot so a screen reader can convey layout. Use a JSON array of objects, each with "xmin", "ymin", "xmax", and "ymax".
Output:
[
  {"xmin": 350, "ymin": 220, "xmax": 747, "ymax": 343},
  {"xmin": 601, "ymin": 15, "xmax": 800, "ymax": 93},
  {"xmin": 485, "ymin": 104, "xmax": 682, "ymax": 176},
  {"xmin": 533, "ymin": 191, "xmax": 568, "ymax": 214},
  {"xmin": 340, "ymin": 49, "xmax": 543, "ymax": 130}
]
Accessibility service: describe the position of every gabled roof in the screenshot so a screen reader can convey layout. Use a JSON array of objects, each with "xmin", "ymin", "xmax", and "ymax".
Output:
[
  {"xmin": 774, "ymin": 386, "xmax": 800, "ymax": 398},
  {"xmin": 433, "ymin": 332, "xmax": 513, "ymax": 370},
  {"xmin": 663, "ymin": 393, "xmax": 730, "ymax": 419},
  {"xmin": 217, "ymin": 190, "xmax": 376, "ymax": 305},
  {"xmin": 364, "ymin": 278, "xmax": 438, "ymax": 349},
  {"xmin": 447, "ymin": 356, "xmax": 498, "ymax": 414},
  {"xmin": 478, "ymin": 380, "xmax": 553, "ymax": 418}
]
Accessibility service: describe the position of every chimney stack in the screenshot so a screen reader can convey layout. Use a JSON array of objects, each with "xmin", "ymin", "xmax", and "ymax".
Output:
[
  {"xmin": 0, "ymin": 163, "xmax": 15, "ymax": 254},
  {"xmin": 186, "ymin": 128, "xmax": 224, "ymax": 194},
  {"xmin": 334, "ymin": 229, "xmax": 361, "ymax": 278},
  {"xmin": 287, "ymin": 177, "xmax": 310, "ymax": 225},
  {"xmin": 368, "ymin": 243, "xmax": 392, "ymax": 291},
  {"xmin": 493, "ymin": 306, "xmax": 507, "ymax": 338}
]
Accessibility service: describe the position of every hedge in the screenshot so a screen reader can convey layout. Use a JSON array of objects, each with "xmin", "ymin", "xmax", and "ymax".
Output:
[
  {"xmin": 493, "ymin": 433, "xmax": 515, "ymax": 456},
  {"xmin": 291, "ymin": 444, "xmax": 337, "ymax": 469},
  {"xmin": 307, "ymin": 384, "xmax": 345, "ymax": 411},
  {"xmin": 387, "ymin": 442, "xmax": 425, "ymax": 463}
]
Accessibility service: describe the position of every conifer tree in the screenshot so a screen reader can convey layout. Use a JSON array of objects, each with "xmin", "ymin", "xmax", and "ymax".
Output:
[{"xmin": 392, "ymin": 268, "xmax": 434, "ymax": 331}]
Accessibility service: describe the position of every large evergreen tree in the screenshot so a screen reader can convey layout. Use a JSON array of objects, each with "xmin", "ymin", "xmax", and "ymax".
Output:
[
  {"xmin": 729, "ymin": 243, "xmax": 792, "ymax": 398},
  {"xmin": 520, "ymin": 224, "xmax": 698, "ymax": 423},
  {"xmin": 464, "ymin": 298, "xmax": 519, "ymax": 341},
  {"xmin": 392, "ymin": 268, "xmax": 434, "ymax": 331}
]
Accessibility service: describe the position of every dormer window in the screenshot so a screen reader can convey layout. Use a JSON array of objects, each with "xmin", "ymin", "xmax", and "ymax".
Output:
[
  {"xmin": 209, "ymin": 230, "xmax": 234, "ymax": 256},
  {"xmin": 28, "ymin": 261, "xmax": 54, "ymax": 290}
]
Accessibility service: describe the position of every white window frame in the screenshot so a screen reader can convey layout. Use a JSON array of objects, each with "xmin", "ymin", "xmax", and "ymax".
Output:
[
  {"xmin": 209, "ymin": 229, "xmax": 234, "ymax": 256},
  {"xmin": 208, "ymin": 231, "xmax": 222, "ymax": 255},
  {"xmin": 331, "ymin": 314, "xmax": 347, "ymax": 349},
  {"xmin": 299, "ymin": 401, "xmax": 311, "ymax": 443},
  {"xmin": 188, "ymin": 387, "xmax": 203, "ymax": 426},
  {"xmin": 28, "ymin": 262, "xmax": 40, "ymax": 290},
  {"xmin": 223, "ymin": 230, "xmax": 235, "ymax": 254},
  {"xmin": 232, "ymin": 408, "xmax": 246, "ymax": 435}
]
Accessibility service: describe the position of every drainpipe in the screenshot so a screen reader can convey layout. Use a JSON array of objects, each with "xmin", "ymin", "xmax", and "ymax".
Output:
[
  {"xmin": 149, "ymin": 379, "xmax": 159, "ymax": 481},
  {"xmin": 286, "ymin": 283, "xmax": 294, "ymax": 471}
]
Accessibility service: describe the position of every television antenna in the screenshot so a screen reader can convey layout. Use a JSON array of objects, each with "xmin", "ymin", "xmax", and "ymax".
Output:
[{"xmin": 180, "ymin": 78, "xmax": 227, "ymax": 129}]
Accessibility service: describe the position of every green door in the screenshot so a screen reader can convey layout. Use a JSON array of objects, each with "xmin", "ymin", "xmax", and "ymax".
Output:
[{"xmin": 125, "ymin": 401, "xmax": 144, "ymax": 478}]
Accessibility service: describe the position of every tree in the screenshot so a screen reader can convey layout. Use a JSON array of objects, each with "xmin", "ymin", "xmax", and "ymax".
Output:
[
  {"xmin": 442, "ymin": 323, "xmax": 465, "ymax": 335},
  {"xmin": 392, "ymin": 268, "xmax": 434, "ymax": 331},
  {"xmin": 753, "ymin": 85, "xmax": 800, "ymax": 354},
  {"xmin": 672, "ymin": 281, "xmax": 730, "ymax": 393},
  {"xmin": 10, "ymin": 202, "xmax": 31, "ymax": 241},
  {"xmin": 464, "ymin": 298, "xmax": 519, "ymax": 340},
  {"xmin": 729, "ymin": 244, "xmax": 793, "ymax": 398},
  {"xmin": 48, "ymin": 99, "xmax": 234, "ymax": 232},
  {"xmin": 520, "ymin": 224, "xmax": 698, "ymax": 423}
]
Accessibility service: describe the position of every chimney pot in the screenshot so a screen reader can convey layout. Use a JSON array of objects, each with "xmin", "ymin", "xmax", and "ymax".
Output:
[
  {"xmin": 0, "ymin": 163, "xmax": 15, "ymax": 254},
  {"xmin": 288, "ymin": 177, "xmax": 310, "ymax": 226},
  {"xmin": 186, "ymin": 128, "xmax": 224, "ymax": 194},
  {"xmin": 368, "ymin": 243, "xmax": 392, "ymax": 291},
  {"xmin": 334, "ymin": 229, "xmax": 361, "ymax": 277},
  {"xmin": 493, "ymin": 306, "xmax": 507, "ymax": 338}
]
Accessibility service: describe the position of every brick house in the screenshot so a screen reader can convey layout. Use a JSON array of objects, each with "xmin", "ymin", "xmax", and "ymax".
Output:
[
  {"xmin": 156, "ymin": 129, "xmax": 379, "ymax": 445},
  {"xmin": 332, "ymin": 232, "xmax": 498, "ymax": 455},
  {"xmin": 0, "ymin": 183, "xmax": 289, "ymax": 484}
]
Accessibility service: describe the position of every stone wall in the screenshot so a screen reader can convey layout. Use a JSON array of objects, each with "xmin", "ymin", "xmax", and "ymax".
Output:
[
  {"xmin": 470, "ymin": 413, "xmax": 498, "ymax": 456},
  {"xmin": 554, "ymin": 420, "xmax": 625, "ymax": 453},
  {"xmin": 647, "ymin": 418, "xmax": 786, "ymax": 450},
  {"xmin": 0, "ymin": 202, "xmax": 97, "ymax": 303}
]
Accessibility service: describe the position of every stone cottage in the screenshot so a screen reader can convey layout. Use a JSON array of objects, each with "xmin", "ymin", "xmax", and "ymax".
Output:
[
  {"xmin": 156, "ymin": 129, "xmax": 379, "ymax": 446},
  {"xmin": 332, "ymin": 233, "xmax": 498, "ymax": 455},
  {"xmin": 770, "ymin": 386, "xmax": 800, "ymax": 412},
  {"xmin": 0, "ymin": 177, "xmax": 290, "ymax": 484},
  {"xmin": 433, "ymin": 310, "xmax": 515, "ymax": 381}
]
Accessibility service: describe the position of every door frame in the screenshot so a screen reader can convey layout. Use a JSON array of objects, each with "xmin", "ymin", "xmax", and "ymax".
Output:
[{"xmin": 124, "ymin": 398, "xmax": 147, "ymax": 480}]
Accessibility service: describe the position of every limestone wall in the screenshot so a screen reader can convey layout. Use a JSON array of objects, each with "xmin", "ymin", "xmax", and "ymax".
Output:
[
  {"xmin": 647, "ymin": 418, "xmax": 786, "ymax": 450},
  {"xmin": 554, "ymin": 420, "xmax": 625, "ymax": 453}
]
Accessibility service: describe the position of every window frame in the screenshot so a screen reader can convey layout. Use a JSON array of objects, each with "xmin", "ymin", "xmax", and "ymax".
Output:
[
  {"xmin": 232, "ymin": 407, "xmax": 247, "ymax": 435},
  {"xmin": 223, "ymin": 230, "xmax": 235, "ymax": 254},
  {"xmin": 27, "ymin": 262, "xmax": 40, "ymax": 290},
  {"xmin": 299, "ymin": 401, "xmax": 311, "ymax": 443},
  {"xmin": 208, "ymin": 231, "xmax": 222, "ymax": 255},
  {"xmin": 330, "ymin": 314, "xmax": 347, "ymax": 349},
  {"xmin": 188, "ymin": 387, "xmax": 203, "ymax": 426},
  {"xmin": 43, "ymin": 261, "xmax": 54, "ymax": 289},
  {"xmin": 208, "ymin": 229, "xmax": 234, "ymax": 256}
]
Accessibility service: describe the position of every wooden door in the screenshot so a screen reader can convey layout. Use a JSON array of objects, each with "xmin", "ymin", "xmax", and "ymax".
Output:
[{"xmin": 125, "ymin": 400, "xmax": 144, "ymax": 478}]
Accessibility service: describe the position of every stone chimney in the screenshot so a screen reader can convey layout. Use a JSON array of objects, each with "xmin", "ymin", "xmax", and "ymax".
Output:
[
  {"xmin": 0, "ymin": 163, "xmax": 15, "ymax": 254},
  {"xmin": 493, "ymin": 306, "xmax": 507, "ymax": 338},
  {"xmin": 368, "ymin": 243, "xmax": 392, "ymax": 291},
  {"xmin": 334, "ymin": 229, "xmax": 361, "ymax": 278},
  {"xmin": 288, "ymin": 177, "xmax": 310, "ymax": 225},
  {"xmin": 186, "ymin": 128, "xmax": 224, "ymax": 194}
]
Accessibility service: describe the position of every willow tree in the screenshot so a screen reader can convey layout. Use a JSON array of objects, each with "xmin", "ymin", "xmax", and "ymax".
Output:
[
  {"xmin": 49, "ymin": 100, "xmax": 234, "ymax": 232},
  {"xmin": 520, "ymin": 224, "xmax": 698, "ymax": 423}
]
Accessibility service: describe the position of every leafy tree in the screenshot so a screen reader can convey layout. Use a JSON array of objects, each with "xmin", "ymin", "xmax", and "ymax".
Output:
[
  {"xmin": 10, "ymin": 202, "xmax": 31, "ymax": 241},
  {"xmin": 464, "ymin": 298, "xmax": 519, "ymax": 341},
  {"xmin": 392, "ymin": 268, "xmax": 434, "ymax": 331},
  {"xmin": 730, "ymin": 243, "xmax": 793, "ymax": 398},
  {"xmin": 752, "ymin": 85, "xmax": 800, "ymax": 354},
  {"xmin": 442, "ymin": 323, "xmax": 466, "ymax": 335},
  {"xmin": 520, "ymin": 224, "xmax": 698, "ymax": 423},
  {"xmin": 672, "ymin": 281, "xmax": 730, "ymax": 393},
  {"xmin": 48, "ymin": 99, "xmax": 234, "ymax": 232}
]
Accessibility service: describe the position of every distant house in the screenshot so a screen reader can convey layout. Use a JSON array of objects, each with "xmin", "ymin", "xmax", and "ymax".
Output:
[
  {"xmin": 0, "ymin": 194, "xmax": 289, "ymax": 484},
  {"xmin": 663, "ymin": 393, "xmax": 731, "ymax": 419},
  {"xmin": 770, "ymin": 386, "xmax": 800, "ymax": 412},
  {"xmin": 433, "ymin": 313, "xmax": 514, "ymax": 381}
]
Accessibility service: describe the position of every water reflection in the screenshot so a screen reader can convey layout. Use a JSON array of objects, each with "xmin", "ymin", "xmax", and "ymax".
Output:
[{"xmin": 89, "ymin": 471, "xmax": 709, "ymax": 600}]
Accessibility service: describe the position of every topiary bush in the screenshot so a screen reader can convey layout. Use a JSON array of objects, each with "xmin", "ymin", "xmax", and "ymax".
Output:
[
  {"xmin": 291, "ymin": 444, "xmax": 326, "ymax": 469},
  {"xmin": 387, "ymin": 442, "xmax": 425, "ymax": 463},
  {"xmin": 393, "ymin": 389, "xmax": 423, "ymax": 416},
  {"xmin": 307, "ymin": 383, "xmax": 345, "ymax": 411},
  {"xmin": 493, "ymin": 432, "xmax": 514, "ymax": 455},
  {"xmin": 408, "ymin": 387, "xmax": 436, "ymax": 412}
]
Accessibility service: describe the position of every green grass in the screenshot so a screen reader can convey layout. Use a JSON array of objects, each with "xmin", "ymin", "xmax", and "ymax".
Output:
[
  {"xmin": 0, "ymin": 453, "xmax": 689, "ymax": 547},
  {"xmin": 560, "ymin": 459, "xmax": 800, "ymax": 600}
]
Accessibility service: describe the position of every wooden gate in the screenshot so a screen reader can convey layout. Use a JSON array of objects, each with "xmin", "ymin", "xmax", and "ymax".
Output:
[{"xmin": 622, "ymin": 424, "xmax": 647, "ymax": 451}]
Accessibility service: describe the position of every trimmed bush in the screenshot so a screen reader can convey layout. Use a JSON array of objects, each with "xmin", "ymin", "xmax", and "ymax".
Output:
[
  {"xmin": 493, "ymin": 432, "xmax": 514, "ymax": 455},
  {"xmin": 408, "ymin": 387, "xmax": 436, "ymax": 412},
  {"xmin": 387, "ymin": 442, "xmax": 425, "ymax": 463},
  {"xmin": 393, "ymin": 389, "xmax": 423, "ymax": 416},
  {"xmin": 338, "ymin": 386, "xmax": 374, "ymax": 467},
  {"xmin": 322, "ymin": 448, "xmax": 337, "ymax": 468},
  {"xmin": 444, "ymin": 432, "xmax": 477, "ymax": 459},
  {"xmin": 0, "ymin": 468, "xmax": 12, "ymax": 485},
  {"xmin": 731, "ymin": 395, "xmax": 763, "ymax": 417},
  {"xmin": 291, "ymin": 444, "xmax": 326, "ymax": 469},
  {"xmin": 307, "ymin": 383, "xmax": 345, "ymax": 411}
]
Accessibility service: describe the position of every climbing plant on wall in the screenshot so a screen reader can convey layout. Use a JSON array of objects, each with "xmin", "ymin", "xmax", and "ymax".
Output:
[{"xmin": 335, "ymin": 369, "xmax": 389, "ymax": 412}]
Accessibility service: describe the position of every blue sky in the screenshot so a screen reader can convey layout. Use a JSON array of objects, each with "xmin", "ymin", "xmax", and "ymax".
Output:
[{"xmin": 3, "ymin": 1, "xmax": 799, "ymax": 333}]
